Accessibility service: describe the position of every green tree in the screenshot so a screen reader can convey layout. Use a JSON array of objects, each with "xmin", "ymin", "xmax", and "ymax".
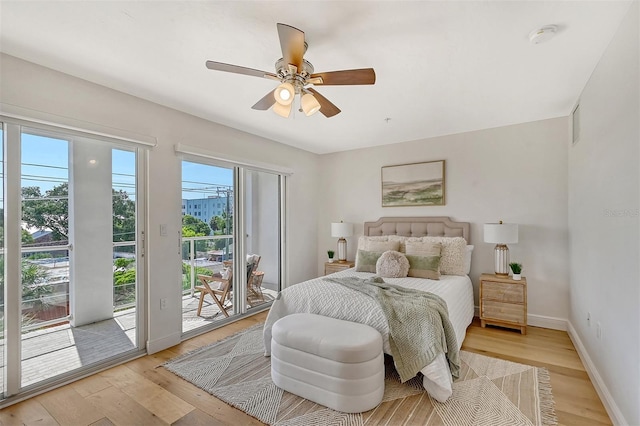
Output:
[
  {"xmin": 0, "ymin": 257, "xmax": 53, "ymax": 314},
  {"xmin": 21, "ymin": 183, "xmax": 136, "ymax": 242},
  {"xmin": 22, "ymin": 184, "xmax": 69, "ymax": 240},
  {"xmin": 209, "ymin": 211, "xmax": 233, "ymax": 234},
  {"xmin": 182, "ymin": 215, "xmax": 211, "ymax": 237},
  {"xmin": 209, "ymin": 212, "xmax": 233, "ymax": 251},
  {"xmin": 0, "ymin": 208, "xmax": 43, "ymax": 247},
  {"xmin": 112, "ymin": 190, "xmax": 136, "ymax": 242}
]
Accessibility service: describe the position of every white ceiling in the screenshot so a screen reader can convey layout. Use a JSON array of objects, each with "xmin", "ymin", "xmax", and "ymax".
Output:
[{"xmin": 0, "ymin": 1, "xmax": 632, "ymax": 154}]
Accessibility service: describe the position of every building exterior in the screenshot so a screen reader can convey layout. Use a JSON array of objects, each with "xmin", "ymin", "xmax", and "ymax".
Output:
[{"xmin": 181, "ymin": 196, "xmax": 231, "ymax": 226}]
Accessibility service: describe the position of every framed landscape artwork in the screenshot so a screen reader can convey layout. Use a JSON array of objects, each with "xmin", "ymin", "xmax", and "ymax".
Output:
[{"xmin": 381, "ymin": 160, "xmax": 445, "ymax": 207}]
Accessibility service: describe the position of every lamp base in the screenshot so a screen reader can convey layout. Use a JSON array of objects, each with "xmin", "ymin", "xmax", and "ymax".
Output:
[
  {"xmin": 494, "ymin": 244, "xmax": 510, "ymax": 276},
  {"xmin": 337, "ymin": 238, "xmax": 347, "ymax": 262}
]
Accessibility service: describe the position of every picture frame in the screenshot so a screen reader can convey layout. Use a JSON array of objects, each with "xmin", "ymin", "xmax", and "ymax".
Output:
[{"xmin": 381, "ymin": 160, "xmax": 445, "ymax": 207}]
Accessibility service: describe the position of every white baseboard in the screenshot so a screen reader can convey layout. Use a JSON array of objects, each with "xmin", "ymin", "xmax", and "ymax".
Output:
[
  {"xmin": 567, "ymin": 321, "xmax": 627, "ymax": 426},
  {"xmin": 147, "ymin": 332, "xmax": 181, "ymax": 354},
  {"xmin": 473, "ymin": 307, "xmax": 567, "ymax": 331},
  {"xmin": 527, "ymin": 313, "xmax": 567, "ymax": 331}
]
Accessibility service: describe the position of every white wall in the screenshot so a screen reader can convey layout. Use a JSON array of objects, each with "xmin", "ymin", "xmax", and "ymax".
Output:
[
  {"xmin": 568, "ymin": 3, "xmax": 639, "ymax": 425},
  {"xmin": 0, "ymin": 53, "xmax": 320, "ymax": 352},
  {"xmin": 318, "ymin": 117, "xmax": 570, "ymax": 326}
]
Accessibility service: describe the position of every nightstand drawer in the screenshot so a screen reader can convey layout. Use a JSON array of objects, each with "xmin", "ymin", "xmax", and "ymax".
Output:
[
  {"xmin": 482, "ymin": 281, "xmax": 524, "ymax": 303},
  {"xmin": 481, "ymin": 300, "xmax": 525, "ymax": 324}
]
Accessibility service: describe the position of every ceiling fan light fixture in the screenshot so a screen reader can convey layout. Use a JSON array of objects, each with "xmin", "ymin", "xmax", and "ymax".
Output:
[
  {"xmin": 274, "ymin": 82, "xmax": 295, "ymax": 105},
  {"xmin": 301, "ymin": 93, "xmax": 321, "ymax": 116},
  {"xmin": 273, "ymin": 102, "xmax": 292, "ymax": 118}
]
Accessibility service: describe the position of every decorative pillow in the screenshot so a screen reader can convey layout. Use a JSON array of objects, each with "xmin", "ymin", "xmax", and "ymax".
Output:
[
  {"xmin": 405, "ymin": 241, "xmax": 442, "ymax": 279},
  {"xmin": 422, "ymin": 237, "xmax": 467, "ymax": 276},
  {"xmin": 387, "ymin": 235, "xmax": 423, "ymax": 253},
  {"xmin": 463, "ymin": 245, "xmax": 474, "ymax": 275},
  {"xmin": 355, "ymin": 249, "xmax": 384, "ymax": 273},
  {"xmin": 375, "ymin": 250, "xmax": 410, "ymax": 278},
  {"xmin": 405, "ymin": 254, "xmax": 441, "ymax": 280},
  {"xmin": 357, "ymin": 236, "xmax": 400, "ymax": 253},
  {"xmin": 220, "ymin": 267, "xmax": 231, "ymax": 280},
  {"xmin": 405, "ymin": 240, "xmax": 442, "ymax": 257}
]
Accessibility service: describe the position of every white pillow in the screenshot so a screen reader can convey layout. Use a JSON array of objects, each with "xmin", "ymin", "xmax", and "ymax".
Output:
[
  {"xmin": 463, "ymin": 245, "xmax": 474, "ymax": 275},
  {"xmin": 220, "ymin": 267, "xmax": 231, "ymax": 280},
  {"xmin": 387, "ymin": 235, "xmax": 423, "ymax": 253},
  {"xmin": 357, "ymin": 236, "xmax": 400, "ymax": 253},
  {"xmin": 375, "ymin": 250, "xmax": 410, "ymax": 278},
  {"xmin": 421, "ymin": 236, "xmax": 467, "ymax": 276}
]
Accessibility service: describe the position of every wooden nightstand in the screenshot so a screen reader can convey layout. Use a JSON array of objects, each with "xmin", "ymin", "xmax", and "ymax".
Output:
[
  {"xmin": 480, "ymin": 273, "xmax": 527, "ymax": 334},
  {"xmin": 324, "ymin": 261, "xmax": 355, "ymax": 275}
]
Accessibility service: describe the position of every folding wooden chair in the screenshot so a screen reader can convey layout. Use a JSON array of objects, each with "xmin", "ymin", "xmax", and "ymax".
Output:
[{"xmin": 196, "ymin": 270, "xmax": 233, "ymax": 317}]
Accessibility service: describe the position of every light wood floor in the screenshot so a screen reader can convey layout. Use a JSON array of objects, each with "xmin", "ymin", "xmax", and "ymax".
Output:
[{"xmin": 0, "ymin": 313, "xmax": 611, "ymax": 426}]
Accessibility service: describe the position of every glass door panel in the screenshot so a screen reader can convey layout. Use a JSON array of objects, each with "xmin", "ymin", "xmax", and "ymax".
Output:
[
  {"xmin": 181, "ymin": 161, "xmax": 235, "ymax": 333},
  {"xmin": 20, "ymin": 133, "xmax": 71, "ymax": 385},
  {"xmin": 245, "ymin": 170, "xmax": 281, "ymax": 309},
  {"xmin": 18, "ymin": 130, "xmax": 140, "ymax": 388}
]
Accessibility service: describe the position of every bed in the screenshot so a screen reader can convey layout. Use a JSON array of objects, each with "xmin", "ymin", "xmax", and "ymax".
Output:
[{"xmin": 263, "ymin": 216, "xmax": 474, "ymax": 402}]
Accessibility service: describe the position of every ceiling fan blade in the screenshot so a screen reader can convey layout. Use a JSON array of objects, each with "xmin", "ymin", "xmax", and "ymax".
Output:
[
  {"xmin": 277, "ymin": 23, "xmax": 305, "ymax": 69},
  {"xmin": 307, "ymin": 88, "xmax": 341, "ymax": 118},
  {"xmin": 206, "ymin": 61, "xmax": 279, "ymax": 80},
  {"xmin": 251, "ymin": 89, "xmax": 277, "ymax": 110},
  {"xmin": 310, "ymin": 68, "xmax": 376, "ymax": 85}
]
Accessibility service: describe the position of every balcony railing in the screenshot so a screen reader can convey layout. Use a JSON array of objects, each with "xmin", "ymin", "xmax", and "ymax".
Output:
[
  {"xmin": 181, "ymin": 234, "xmax": 233, "ymax": 297},
  {"xmin": 0, "ymin": 241, "xmax": 141, "ymax": 334}
]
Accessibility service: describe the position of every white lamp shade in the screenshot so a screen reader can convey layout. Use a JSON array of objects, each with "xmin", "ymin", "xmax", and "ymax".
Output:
[
  {"xmin": 331, "ymin": 222, "xmax": 353, "ymax": 238},
  {"xmin": 484, "ymin": 223, "xmax": 518, "ymax": 244},
  {"xmin": 272, "ymin": 102, "xmax": 292, "ymax": 118},
  {"xmin": 301, "ymin": 93, "xmax": 321, "ymax": 116},
  {"xmin": 274, "ymin": 82, "xmax": 295, "ymax": 106}
]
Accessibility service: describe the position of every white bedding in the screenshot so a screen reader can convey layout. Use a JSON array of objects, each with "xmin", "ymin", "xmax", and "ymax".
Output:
[{"xmin": 263, "ymin": 268, "xmax": 475, "ymax": 402}]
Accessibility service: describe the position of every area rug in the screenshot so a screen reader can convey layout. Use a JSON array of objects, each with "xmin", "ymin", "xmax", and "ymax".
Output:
[{"xmin": 164, "ymin": 324, "xmax": 557, "ymax": 426}]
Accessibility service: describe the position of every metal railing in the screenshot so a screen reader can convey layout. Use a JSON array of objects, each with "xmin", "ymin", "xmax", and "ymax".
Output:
[
  {"xmin": 0, "ymin": 241, "xmax": 140, "ymax": 333},
  {"xmin": 181, "ymin": 234, "xmax": 233, "ymax": 297}
]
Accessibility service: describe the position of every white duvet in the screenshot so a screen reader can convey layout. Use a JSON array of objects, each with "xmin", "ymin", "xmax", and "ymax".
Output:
[{"xmin": 263, "ymin": 268, "xmax": 475, "ymax": 402}]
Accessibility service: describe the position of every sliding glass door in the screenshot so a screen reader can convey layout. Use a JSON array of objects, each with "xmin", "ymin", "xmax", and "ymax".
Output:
[
  {"xmin": 180, "ymin": 158, "xmax": 284, "ymax": 336},
  {"xmin": 181, "ymin": 161, "xmax": 237, "ymax": 333},
  {"xmin": 1, "ymin": 120, "xmax": 146, "ymax": 401},
  {"xmin": 244, "ymin": 169, "xmax": 282, "ymax": 310}
]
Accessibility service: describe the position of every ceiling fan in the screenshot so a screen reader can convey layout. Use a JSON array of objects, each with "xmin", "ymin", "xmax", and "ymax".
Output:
[{"xmin": 205, "ymin": 23, "xmax": 376, "ymax": 118}]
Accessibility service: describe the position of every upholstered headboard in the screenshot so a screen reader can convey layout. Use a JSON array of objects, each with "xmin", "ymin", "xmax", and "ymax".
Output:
[{"xmin": 363, "ymin": 217, "xmax": 470, "ymax": 243}]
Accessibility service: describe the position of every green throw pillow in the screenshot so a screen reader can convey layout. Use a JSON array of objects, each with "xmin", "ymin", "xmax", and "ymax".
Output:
[
  {"xmin": 355, "ymin": 249, "xmax": 383, "ymax": 273},
  {"xmin": 406, "ymin": 254, "xmax": 441, "ymax": 280}
]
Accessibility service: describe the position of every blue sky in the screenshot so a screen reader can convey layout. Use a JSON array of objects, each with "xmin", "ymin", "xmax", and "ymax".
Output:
[
  {"xmin": 10, "ymin": 133, "xmax": 233, "ymax": 201},
  {"xmin": 181, "ymin": 161, "xmax": 233, "ymax": 200}
]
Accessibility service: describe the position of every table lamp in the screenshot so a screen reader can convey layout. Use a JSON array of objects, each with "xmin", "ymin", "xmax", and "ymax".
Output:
[
  {"xmin": 331, "ymin": 222, "xmax": 353, "ymax": 262},
  {"xmin": 484, "ymin": 221, "xmax": 518, "ymax": 276}
]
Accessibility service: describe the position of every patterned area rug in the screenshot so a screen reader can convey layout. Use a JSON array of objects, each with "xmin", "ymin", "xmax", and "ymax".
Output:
[{"xmin": 164, "ymin": 324, "xmax": 557, "ymax": 426}]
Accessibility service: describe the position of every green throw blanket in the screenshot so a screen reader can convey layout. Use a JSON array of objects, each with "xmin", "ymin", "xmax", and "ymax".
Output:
[{"xmin": 324, "ymin": 276, "xmax": 459, "ymax": 383}]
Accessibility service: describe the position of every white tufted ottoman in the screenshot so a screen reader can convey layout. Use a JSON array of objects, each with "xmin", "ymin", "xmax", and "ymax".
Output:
[{"xmin": 271, "ymin": 313, "xmax": 384, "ymax": 413}]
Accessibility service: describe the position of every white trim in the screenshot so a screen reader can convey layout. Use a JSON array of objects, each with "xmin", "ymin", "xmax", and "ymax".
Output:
[
  {"xmin": 0, "ymin": 103, "xmax": 157, "ymax": 148},
  {"xmin": 527, "ymin": 314, "xmax": 567, "ymax": 331},
  {"xmin": 567, "ymin": 321, "xmax": 628, "ymax": 426},
  {"xmin": 473, "ymin": 306, "xmax": 567, "ymax": 331},
  {"xmin": 4, "ymin": 122, "xmax": 22, "ymax": 396},
  {"xmin": 174, "ymin": 143, "xmax": 294, "ymax": 176},
  {"xmin": 146, "ymin": 332, "xmax": 182, "ymax": 355}
]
